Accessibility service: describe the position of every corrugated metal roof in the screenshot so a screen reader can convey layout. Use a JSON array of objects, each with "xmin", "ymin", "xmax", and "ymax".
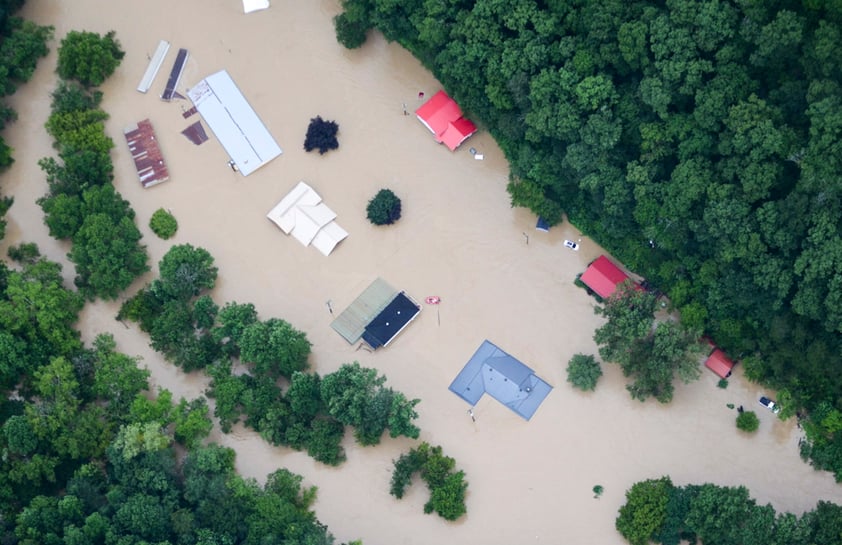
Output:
[{"xmin": 330, "ymin": 278, "xmax": 398, "ymax": 344}]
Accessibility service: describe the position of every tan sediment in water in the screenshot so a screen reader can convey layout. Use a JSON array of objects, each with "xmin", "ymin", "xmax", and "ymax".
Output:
[{"xmin": 1, "ymin": 1, "xmax": 840, "ymax": 543}]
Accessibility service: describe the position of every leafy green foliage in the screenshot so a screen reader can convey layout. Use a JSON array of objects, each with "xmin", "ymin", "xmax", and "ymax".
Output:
[
  {"xmin": 390, "ymin": 442, "xmax": 468, "ymax": 520},
  {"xmin": 320, "ymin": 362, "xmax": 420, "ymax": 445},
  {"xmin": 616, "ymin": 477, "xmax": 673, "ymax": 545},
  {"xmin": 38, "ymin": 66, "xmax": 147, "ymax": 302},
  {"xmin": 336, "ymin": 0, "xmax": 842, "ymax": 477},
  {"xmin": 149, "ymin": 208, "xmax": 178, "ymax": 239},
  {"xmin": 566, "ymin": 353, "xmax": 602, "ymax": 391},
  {"xmin": 56, "ymin": 30, "xmax": 124, "ymax": 87},
  {"xmin": 737, "ymin": 410, "xmax": 760, "ymax": 432},
  {"xmin": 69, "ymin": 213, "xmax": 149, "ymax": 300},
  {"xmin": 154, "ymin": 244, "xmax": 218, "ymax": 302},
  {"xmin": 595, "ymin": 283, "xmax": 704, "ymax": 402},
  {"xmin": 303, "ymin": 115, "xmax": 340, "ymax": 154},
  {"xmin": 333, "ymin": 9, "xmax": 369, "ymax": 49},
  {"xmin": 366, "ymin": 188, "xmax": 402, "ymax": 225},
  {"xmin": 239, "ymin": 318, "xmax": 311, "ymax": 378}
]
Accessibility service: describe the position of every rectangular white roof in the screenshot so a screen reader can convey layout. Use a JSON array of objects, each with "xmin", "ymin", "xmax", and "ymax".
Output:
[
  {"xmin": 188, "ymin": 69, "xmax": 282, "ymax": 176},
  {"xmin": 243, "ymin": 0, "xmax": 270, "ymax": 13},
  {"xmin": 137, "ymin": 40, "xmax": 169, "ymax": 93}
]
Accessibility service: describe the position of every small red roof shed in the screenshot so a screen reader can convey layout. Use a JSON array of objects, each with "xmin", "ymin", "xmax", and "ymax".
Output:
[
  {"xmin": 580, "ymin": 255, "xmax": 631, "ymax": 299},
  {"xmin": 704, "ymin": 348, "xmax": 735, "ymax": 378},
  {"xmin": 415, "ymin": 90, "xmax": 477, "ymax": 151}
]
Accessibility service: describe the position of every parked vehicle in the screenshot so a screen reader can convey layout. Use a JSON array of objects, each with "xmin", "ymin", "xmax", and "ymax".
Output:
[
  {"xmin": 759, "ymin": 396, "xmax": 781, "ymax": 414},
  {"xmin": 564, "ymin": 240, "xmax": 579, "ymax": 251}
]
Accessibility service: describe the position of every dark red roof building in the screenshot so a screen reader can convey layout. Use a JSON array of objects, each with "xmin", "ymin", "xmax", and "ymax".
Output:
[
  {"xmin": 704, "ymin": 348, "xmax": 735, "ymax": 379},
  {"xmin": 580, "ymin": 255, "xmax": 632, "ymax": 299},
  {"xmin": 415, "ymin": 90, "xmax": 477, "ymax": 151}
]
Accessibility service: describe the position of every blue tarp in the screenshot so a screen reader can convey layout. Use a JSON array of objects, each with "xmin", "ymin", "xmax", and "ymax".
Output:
[{"xmin": 449, "ymin": 340, "xmax": 553, "ymax": 421}]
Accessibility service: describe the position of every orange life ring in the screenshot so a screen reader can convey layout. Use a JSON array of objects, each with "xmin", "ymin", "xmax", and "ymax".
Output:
[{"xmin": 425, "ymin": 296, "xmax": 441, "ymax": 305}]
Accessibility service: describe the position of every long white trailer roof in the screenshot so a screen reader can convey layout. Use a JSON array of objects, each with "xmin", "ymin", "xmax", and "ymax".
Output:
[{"xmin": 188, "ymin": 70, "xmax": 282, "ymax": 176}]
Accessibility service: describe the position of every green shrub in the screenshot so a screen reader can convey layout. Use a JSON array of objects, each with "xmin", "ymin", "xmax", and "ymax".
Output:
[
  {"xmin": 736, "ymin": 411, "xmax": 760, "ymax": 432},
  {"xmin": 149, "ymin": 208, "xmax": 177, "ymax": 239},
  {"xmin": 717, "ymin": 378, "xmax": 728, "ymax": 389},
  {"xmin": 366, "ymin": 188, "xmax": 402, "ymax": 225},
  {"xmin": 566, "ymin": 353, "xmax": 602, "ymax": 391}
]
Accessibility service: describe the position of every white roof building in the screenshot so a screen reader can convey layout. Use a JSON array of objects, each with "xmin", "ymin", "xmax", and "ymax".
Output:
[
  {"xmin": 267, "ymin": 181, "xmax": 348, "ymax": 256},
  {"xmin": 187, "ymin": 70, "xmax": 282, "ymax": 176},
  {"xmin": 243, "ymin": 0, "xmax": 270, "ymax": 13}
]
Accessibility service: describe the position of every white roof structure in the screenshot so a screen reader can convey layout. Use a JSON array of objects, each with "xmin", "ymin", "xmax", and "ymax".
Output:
[
  {"xmin": 267, "ymin": 181, "xmax": 348, "ymax": 256},
  {"xmin": 187, "ymin": 70, "xmax": 282, "ymax": 176},
  {"xmin": 243, "ymin": 0, "xmax": 270, "ymax": 13},
  {"xmin": 137, "ymin": 40, "xmax": 170, "ymax": 93}
]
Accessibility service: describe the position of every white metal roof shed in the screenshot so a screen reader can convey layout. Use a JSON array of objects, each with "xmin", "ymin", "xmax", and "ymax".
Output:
[{"xmin": 187, "ymin": 70, "xmax": 282, "ymax": 176}]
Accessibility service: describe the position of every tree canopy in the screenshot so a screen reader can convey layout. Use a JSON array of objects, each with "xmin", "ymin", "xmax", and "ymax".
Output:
[
  {"xmin": 336, "ymin": 0, "xmax": 842, "ymax": 476},
  {"xmin": 56, "ymin": 30, "xmax": 124, "ymax": 87}
]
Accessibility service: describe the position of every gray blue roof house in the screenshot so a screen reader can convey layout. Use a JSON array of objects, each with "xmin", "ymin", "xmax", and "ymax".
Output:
[{"xmin": 449, "ymin": 340, "xmax": 553, "ymax": 421}]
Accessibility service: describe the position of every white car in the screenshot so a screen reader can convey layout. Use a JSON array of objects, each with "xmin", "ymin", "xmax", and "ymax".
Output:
[
  {"xmin": 759, "ymin": 396, "xmax": 781, "ymax": 414},
  {"xmin": 564, "ymin": 240, "xmax": 579, "ymax": 251}
]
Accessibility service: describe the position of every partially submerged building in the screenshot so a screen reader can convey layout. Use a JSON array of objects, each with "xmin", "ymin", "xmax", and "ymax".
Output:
[
  {"xmin": 266, "ymin": 181, "xmax": 348, "ymax": 256},
  {"xmin": 415, "ymin": 90, "xmax": 477, "ymax": 151},
  {"xmin": 123, "ymin": 119, "xmax": 169, "ymax": 188},
  {"xmin": 330, "ymin": 278, "xmax": 421, "ymax": 349},
  {"xmin": 580, "ymin": 255, "xmax": 636, "ymax": 299},
  {"xmin": 704, "ymin": 348, "xmax": 735, "ymax": 379},
  {"xmin": 449, "ymin": 340, "xmax": 552, "ymax": 421},
  {"xmin": 188, "ymin": 69, "xmax": 282, "ymax": 176}
]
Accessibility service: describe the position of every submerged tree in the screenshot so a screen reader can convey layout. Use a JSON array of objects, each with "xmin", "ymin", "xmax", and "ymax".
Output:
[
  {"xmin": 303, "ymin": 116, "xmax": 339, "ymax": 154},
  {"xmin": 366, "ymin": 188, "xmax": 402, "ymax": 225},
  {"xmin": 566, "ymin": 353, "xmax": 603, "ymax": 391}
]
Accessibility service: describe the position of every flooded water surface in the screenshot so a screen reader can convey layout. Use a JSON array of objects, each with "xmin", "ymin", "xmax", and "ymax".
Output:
[{"xmin": 2, "ymin": 1, "xmax": 840, "ymax": 544}]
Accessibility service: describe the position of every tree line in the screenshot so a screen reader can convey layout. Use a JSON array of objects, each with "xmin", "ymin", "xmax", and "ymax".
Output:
[
  {"xmin": 119, "ymin": 244, "xmax": 422, "ymax": 466},
  {"xmin": 37, "ymin": 30, "xmax": 148, "ymax": 301},
  {"xmin": 617, "ymin": 476, "xmax": 842, "ymax": 545},
  {"xmin": 334, "ymin": 0, "xmax": 842, "ymax": 480},
  {"xmin": 0, "ymin": 0, "xmax": 52, "ymax": 237},
  {"xmin": 0, "ymin": 244, "xmax": 352, "ymax": 544}
]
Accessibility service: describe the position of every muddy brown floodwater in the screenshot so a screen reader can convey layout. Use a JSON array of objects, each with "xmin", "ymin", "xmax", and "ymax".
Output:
[{"xmin": 1, "ymin": 1, "xmax": 840, "ymax": 544}]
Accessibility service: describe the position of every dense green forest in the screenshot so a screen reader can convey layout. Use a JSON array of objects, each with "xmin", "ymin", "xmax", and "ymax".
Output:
[
  {"xmin": 616, "ymin": 476, "xmax": 842, "ymax": 545},
  {"xmin": 335, "ymin": 0, "xmax": 842, "ymax": 479}
]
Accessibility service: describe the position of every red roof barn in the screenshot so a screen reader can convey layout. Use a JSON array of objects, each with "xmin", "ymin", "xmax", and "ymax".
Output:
[
  {"xmin": 580, "ymin": 255, "xmax": 632, "ymax": 299},
  {"xmin": 415, "ymin": 90, "xmax": 477, "ymax": 151},
  {"xmin": 704, "ymin": 348, "xmax": 735, "ymax": 379}
]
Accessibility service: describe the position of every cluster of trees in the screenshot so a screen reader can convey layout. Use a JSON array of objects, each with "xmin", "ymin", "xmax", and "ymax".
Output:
[
  {"xmin": 335, "ymin": 0, "xmax": 842, "ymax": 477},
  {"xmin": 593, "ymin": 282, "xmax": 705, "ymax": 403},
  {"xmin": 0, "ymin": 1, "xmax": 52, "ymax": 236},
  {"xmin": 616, "ymin": 476, "xmax": 842, "ymax": 545},
  {"xmin": 390, "ymin": 442, "xmax": 468, "ymax": 521},
  {"xmin": 303, "ymin": 115, "xmax": 340, "ymax": 154},
  {"xmin": 120, "ymin": 244, "xmax": 421, "ymax": 465},
  {"xmin": 37, "ymin": 31, "xmax": 149, "ymax": 300},
  {"xmin": 0, "ymin": 241, "xmax": 350, "ymax": 544}
]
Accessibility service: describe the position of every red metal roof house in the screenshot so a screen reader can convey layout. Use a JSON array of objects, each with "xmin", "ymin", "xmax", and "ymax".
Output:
[
  {"xmin": 580, "ymin": 255, "xmax": 633, "ymax": 299},
  {"xmin": 415, "ymin": 90, "xmax": 477, "ymax": 151},
  {"xmin": 704, "ymin": 348, "xmax": 735, "ymax": 379}
]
